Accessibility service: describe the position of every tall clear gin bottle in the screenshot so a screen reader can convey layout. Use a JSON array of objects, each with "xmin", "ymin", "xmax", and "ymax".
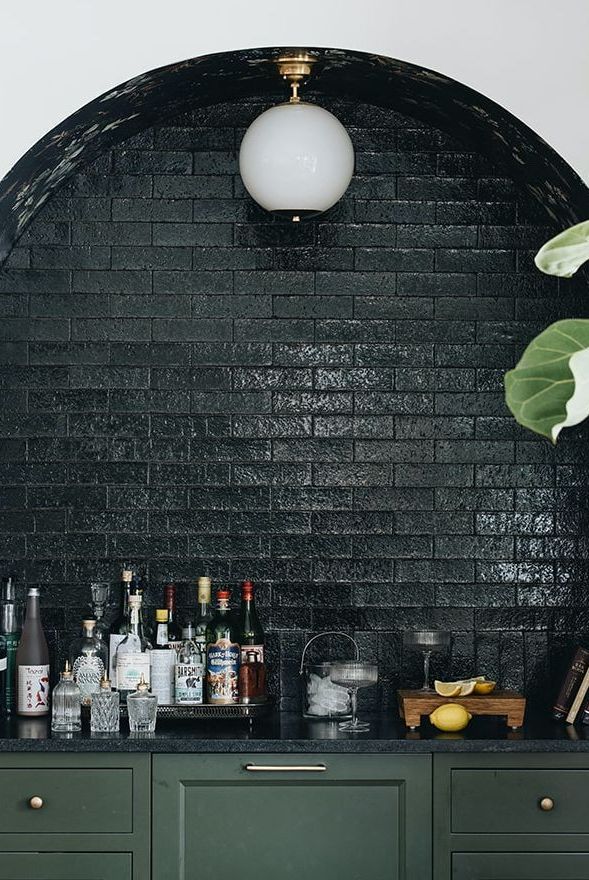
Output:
[
  {"xmin": 16, "ymin": 587, "xmax": 50, "ymax": 717},
  {"xmin": 114, "ymin": 593, "xmax": 151, "ymax": 701}
]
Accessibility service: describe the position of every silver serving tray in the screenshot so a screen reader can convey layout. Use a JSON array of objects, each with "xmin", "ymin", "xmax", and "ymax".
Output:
[{"xmin": 120, "ymin": 699, "xmax": 272, "ymax": 721}]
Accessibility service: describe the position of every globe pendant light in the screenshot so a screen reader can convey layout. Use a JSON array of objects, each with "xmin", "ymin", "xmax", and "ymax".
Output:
[{"xmin": 239, "ymin": 54, "xmax": 355, "ymax": 222}]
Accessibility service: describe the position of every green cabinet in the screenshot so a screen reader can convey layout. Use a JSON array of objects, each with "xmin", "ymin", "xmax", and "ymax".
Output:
[
  {"xmin": 453, "ymin": 852, "xmax": 589, "ymax": 879},
  {"xmin": 434, "ymin": 754, "xmax": 589, "ymax": 880},
  {"xmin": 0, "ymin": 755, "xmax": 149, "ymax": 880},
  {"xmin": 153, "ymin": 753, "xmax": 432, "ymax": 880},
  {"xmin": 0, "ymin": 852, "xmax": 131, "ymax": 879}
]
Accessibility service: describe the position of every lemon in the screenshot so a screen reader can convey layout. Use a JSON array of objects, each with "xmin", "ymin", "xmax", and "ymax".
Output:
[
  {"xmin": 434, "ymin": 681, "xmax": 462, "ymax": 697},
  {"xmin": 429, "ymin": 703, "xmax": 472, "ymax": 732},
  {"xmin": 474, "ymin": 680, "xmax": 497, "ymax": 695}
]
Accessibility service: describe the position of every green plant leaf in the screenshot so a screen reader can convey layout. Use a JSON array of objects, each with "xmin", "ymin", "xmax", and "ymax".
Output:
[
  {"xmin": 504, "ymin": 319, "xmax": 589, "ymax": 442},
  {"xmin": 535, "ymin": 220, "xmax": 589, "ymax": 277}
]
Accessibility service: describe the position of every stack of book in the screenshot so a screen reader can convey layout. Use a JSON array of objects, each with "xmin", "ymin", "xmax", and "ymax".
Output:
[{"xmin": 552, "ymin": 646, "xmax": 589, "ymax": 724}]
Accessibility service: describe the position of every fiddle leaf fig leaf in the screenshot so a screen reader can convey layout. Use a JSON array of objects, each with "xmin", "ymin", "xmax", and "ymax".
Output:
[
  {"xmin": 504, "ymin": 319, "xmax": 589, "ymax": 443},
  {"xmin": 535, "ymin": 220, "xmax": 589, "ymax": 277}
]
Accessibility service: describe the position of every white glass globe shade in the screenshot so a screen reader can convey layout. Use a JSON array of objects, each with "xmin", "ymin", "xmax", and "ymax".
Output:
[{"xmin": 239, "ymin": 102, "xmax": 355, "ymax": 220}]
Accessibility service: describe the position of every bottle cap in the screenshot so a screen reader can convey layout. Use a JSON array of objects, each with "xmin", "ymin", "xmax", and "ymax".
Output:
[
  {"xmin": 197, "ymin": 576, "xmax": 211, "ymax": 602},
  {"xmin": 82, "ymin": 618, "xmax": 96, "ymax": 629},
  {"xmin": 62, "ymin": 660, "xmax": 73, "ymax": 679},
  {"xmin": 241, "ymin": 579, "xmax": 254, "ymax": 597},
  {"xmin": 129, "ymin": 593, "xmax": 142, "ymax": 607},
  {"xmin": 136, "ymin": 674, "xmax": 150, "ymax": 693},
  {"xmin": 122, "ymin": 569, "xmax": 133, "ymax": 582},
  {"xmin": 217, "ymin": 589, "xmax": 231, "ymax": 601},
  {"xmin": 100, "ymin": 674, "xmax": 112, "ymax": 690},
  {"xmin": 155, "ymin": 609, "xmax": 168, "ymax": 623},
  {"xmin": 28, "ymin": 587, "xmax": 40, "ymax": 597}
]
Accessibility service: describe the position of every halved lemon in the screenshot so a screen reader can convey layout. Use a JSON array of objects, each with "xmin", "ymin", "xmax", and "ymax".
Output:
[
  {"xmin": 434, "ymin": 681, "xmax": 462, "ymax": 697},
  {"xmin": 474, "ymin": 680, "xmax": 497, "ymax": 695},
  {"xmin": 458, "ymin": 680, "xmax": 476, "ymax": 696}
]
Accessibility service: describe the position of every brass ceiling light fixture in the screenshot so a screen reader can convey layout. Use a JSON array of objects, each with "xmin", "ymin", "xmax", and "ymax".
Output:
[{"xmin": 238, "ymin": 53, "xmax": 355, "ymax": 222}]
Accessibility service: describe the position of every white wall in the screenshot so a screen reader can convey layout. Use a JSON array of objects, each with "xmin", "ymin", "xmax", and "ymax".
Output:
[{"xmin": 1, "ymin": 0, "xmax": 588, "ymax": 184}]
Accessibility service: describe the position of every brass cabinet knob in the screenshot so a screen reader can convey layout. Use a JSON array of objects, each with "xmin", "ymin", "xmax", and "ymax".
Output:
[
  {"xmin": 28, "ymin": 796, "xmax": 44, "ymax": 810},
  {"xmin": 539, "ymin": 796, "xmax": 554, "ymax": 811}
]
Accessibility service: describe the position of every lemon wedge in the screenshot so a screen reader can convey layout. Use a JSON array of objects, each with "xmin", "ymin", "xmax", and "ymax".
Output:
[
  {"xmin": 434, "ymin": 681, "xmax": 462, "ymax": 697},
  {"xmin": 474, "ymin": 680, "xmax": 497, "ymax": 695},
  {"xmin": 458, "ymin": 680, "xmax": 476, "ymax": 695}
]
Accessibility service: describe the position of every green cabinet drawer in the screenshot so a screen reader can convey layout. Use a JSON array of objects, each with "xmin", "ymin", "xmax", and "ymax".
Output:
[
  {"xmin": 0, "ymin": 768, "xmax": 133, "ymax": 834},
  {"xmin": 451, "ymin": 769, "xmax": 589, "ymax": 834},
  {"xmin": 153, "ymin": 753, "xmax": 431, "ymax": 880},
  {"xmin": 0, "ymin": 852, "xmax": 131, "ymax": 879},
  {"xmin": 453, "ymin": 852, "xmax": 589, "ymax": 879}
]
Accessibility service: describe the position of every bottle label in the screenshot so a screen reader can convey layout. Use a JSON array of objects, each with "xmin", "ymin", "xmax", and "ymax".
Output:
[
  {"xmin": 0, "ymin": 656, "xmax": 6, "ymax": 672},
  {"xmin": 115, "ymin": 653, "xmax": 151, "ymax": 692},
  {"xmin": 167, "ymin": 640, "xmax": 184, "ymax": 653},
  {"xmin": 175, "ymin": 662, "xmax": 204, "ymax": 704},
  {"xmin": 73, "ymin": 655, "xmax": 105, "ymax": 700},
  {"xmin": 4, "ymin": 634, "xmax": 19, "ymax": 712},
  {"xmin": 240, "ymin": 644, "xmax": 264, "ymax": 664},
  {"xmin": 108, "ymin": 634, "xmax": 126, "ymax": 680},
  {"xmin": 17, "ymin": 664, "xmax": 50, "ymax": 714},
  {"xmin": 206, "ymin": 639, "xmax": 240, "ymax": 703},
  {"xmin": 150, "ymin": 650, "xmax": 176, "ymax": 704}
]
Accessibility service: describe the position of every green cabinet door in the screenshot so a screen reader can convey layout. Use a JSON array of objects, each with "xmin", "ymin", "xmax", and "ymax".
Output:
[
  {"xmin": 453, "ymin": 852, "xmax": 589, "ymax": 879},
  {"xmin": 0, "ymin": 852, "xmax": 131, "ymax": 879},
  {"xmin": 153, "ymin": 754, "xmax": 431, "ymax": 880}
]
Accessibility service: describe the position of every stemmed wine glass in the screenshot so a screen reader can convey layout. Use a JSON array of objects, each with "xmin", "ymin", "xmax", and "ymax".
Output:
[
  {"xmin": 330, "ymin": 661, "xmax": 378, "ymax": 732},
  {"xmin": 402, "ymin": 630, "xmax": 451, "ymax": 691}
]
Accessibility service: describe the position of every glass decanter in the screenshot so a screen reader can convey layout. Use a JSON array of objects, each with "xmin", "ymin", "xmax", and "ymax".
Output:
[
  {"xmin": 69, "ymin": 618, "xmax": 108, "ymax": 705},
  {"xmin": 51, "ymin": 661, "xmax": 81, "ymax": 733},
  {"xmin": 127, "ymin": 674, "xmax": 158, "ymax": 733},
  {"xmin": 89, "ymin": 581, "xmax": 111, "ymax": 644},
  {"xmin": 90, "ymin": 674, "xmax": 120, "ymax": 734}
]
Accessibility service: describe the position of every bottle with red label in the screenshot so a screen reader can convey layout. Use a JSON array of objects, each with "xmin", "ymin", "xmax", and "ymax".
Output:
[
  {"xmin": 16, "ymin": 588, "xmax": 50, "ymax": 717},
  {"xmin": 205, "ymin": 589, "xmax": 240, "ymax": 704}
]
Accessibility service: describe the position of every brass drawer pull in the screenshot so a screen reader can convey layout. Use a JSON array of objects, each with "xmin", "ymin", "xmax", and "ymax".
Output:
[
  {"xmin": 244, "ymin": 763, "xmax": 327, "ymax": 773},
  {"xmin": 28, "ymin": 796, "xmax": 44, "ymax": 810},
  {"xmin": 539, "ymin": 797, "xmax": 554, "ymax": 811}
]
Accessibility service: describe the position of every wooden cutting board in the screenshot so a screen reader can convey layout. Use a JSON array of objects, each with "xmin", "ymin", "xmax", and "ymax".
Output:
[{"xmin": 397, "ymin": 688, "xmax": 526, "ymax": 729}]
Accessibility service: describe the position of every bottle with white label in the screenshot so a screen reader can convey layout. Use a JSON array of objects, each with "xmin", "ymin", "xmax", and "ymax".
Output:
[
  {"xmin": 114, "ymin": 593, "xmax": 151, "ymax": 702},
  {"xmin": 16, "ymin": 587, "xmax": 50, "ymax": 717},
  {"xmin": 0, "ymin": 635, "xmax": 6, "ymax": 715},
  {"xmin": 150, "ymin": 609, "xmax": 175, "ymax": 705},
  {"xmin": 175, "ymin": 635, "xmax": 204, "ymax": 705}
]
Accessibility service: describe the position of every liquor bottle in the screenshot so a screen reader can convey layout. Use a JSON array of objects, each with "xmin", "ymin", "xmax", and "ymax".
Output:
[
  {"xmin": 175, "ymin": 634, "xmax": 204, "ymax": 705},
  {"xmin": 16, "ymin": 587, "xmax": 50, "ymax": 717},
  {"xmin": 108, "ymin": 567, "xmax": 134, "ymax": 680},
  {"xmin": 164, "ymin": 584, "xmax": 183, "ymax": 650},
  {"xmin": 0, "ymin": 576, "xmax": 20, "ymax": 715},
  {"xmin": 150, "ymin": 610, "xmax": 175, "ymax": 705},
  {"xmin": 51, "ymin": 661, "xmax": 81, "ymax": 733},
  {"xmin": 205, "ymin": 589, "xmax": 240, "ymax": 705},
  {"xmin": 69, "ymin": 618, "xmax": 108, "ymax": 705},
  {"xmin": 237, "ymin": 579, "xmax": 265, "ymax": 664},
  {"xmin": 90, "ymin": 675, "xmax": 120, "ymax": 734},
  {"xmin": 0, "ymin": 635, "xmax": 6, "ymax": 716},
  {"xmin": 114, "ymin": 593, "xmax": 151, "ymax": 701},
  {"xmin": 194, "ymin": 576, "xmax": 213, "ymax": 658},
  {"xmin": 238, "ymin": 649, "xmax": 267, "ymax": 704}
]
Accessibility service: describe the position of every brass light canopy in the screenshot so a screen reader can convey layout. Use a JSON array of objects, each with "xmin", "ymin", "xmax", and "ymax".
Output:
[{"xmin": 238, "ymin": 51, "xmax": 355, "ymax": 222}]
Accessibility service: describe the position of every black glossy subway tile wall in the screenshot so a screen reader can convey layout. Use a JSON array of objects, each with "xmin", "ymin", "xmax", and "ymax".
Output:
[{"xmin": 0, "ymin": 95, "xmax": 588, "ymax": 711}]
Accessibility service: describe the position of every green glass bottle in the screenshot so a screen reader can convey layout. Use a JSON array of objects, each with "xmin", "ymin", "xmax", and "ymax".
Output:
[
  {"xmin": 0, "ymin": 576, "xmax": 21, "ymax": 715},
  {"xmin": 205, "ymin": 589, "xmax": 240, "ymax": 705},
  {"xmin": 194, "ymin": 576, "xmax": 213, "ymax": 660},
  {"xmin": 237, "ymin": 580, "xmax": 265, "ymax": 664}
]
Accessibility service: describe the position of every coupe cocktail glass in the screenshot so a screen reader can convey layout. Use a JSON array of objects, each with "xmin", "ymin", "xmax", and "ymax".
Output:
[{"xmin": 329, "ymin": 661, "xmax": 378, "ymax": 732}]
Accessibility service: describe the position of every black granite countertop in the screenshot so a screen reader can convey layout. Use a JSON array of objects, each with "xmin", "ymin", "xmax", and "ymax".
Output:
[{"xmin": 0, "ymin": 711, "xmax": 587, "ymax": 753}]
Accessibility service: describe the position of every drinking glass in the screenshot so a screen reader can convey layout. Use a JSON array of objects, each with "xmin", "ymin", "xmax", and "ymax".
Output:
[
  {"xmin": 403, "ymin": 630, "xmax": 451, "ymax": 690},
  {"xmin": 329, "ymin": 661, "xmax": 378, "ymax": 732}
]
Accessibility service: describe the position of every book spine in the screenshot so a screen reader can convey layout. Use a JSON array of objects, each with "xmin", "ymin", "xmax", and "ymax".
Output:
[
  {"xmin": 552, "ymin": 646, "xmax": 589, "ymax": 720},
  {"xmin": 566, "ymin": 665, "xmax": 589, "ymax": 724}
]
